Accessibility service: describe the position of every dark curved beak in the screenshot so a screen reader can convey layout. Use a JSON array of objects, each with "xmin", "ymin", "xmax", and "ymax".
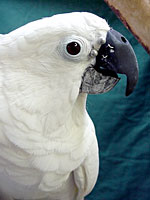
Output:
[{"xmin": 94, "ymin": 29, "xmax": 139, "ymax": 96}]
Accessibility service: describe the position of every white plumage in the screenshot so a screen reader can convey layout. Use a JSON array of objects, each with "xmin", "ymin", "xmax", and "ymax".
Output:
[{"xmin": 0, "ymin": 12, "xmax": 110, "ymax": 200}]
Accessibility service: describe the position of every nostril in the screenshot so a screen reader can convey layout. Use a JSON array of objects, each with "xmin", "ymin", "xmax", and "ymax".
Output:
[{"xmin": 121, "ymin": 36, "xmax": 127, "ymax": 43}]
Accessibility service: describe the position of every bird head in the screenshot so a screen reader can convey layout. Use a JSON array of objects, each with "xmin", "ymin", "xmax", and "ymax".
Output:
[
  {"xmin": 3, "ymin": 12, "xmax": 138, "ymax": 115},
  {"xmin": 25, "ymin": 12, "xmax": 137, "ymax": 98}
]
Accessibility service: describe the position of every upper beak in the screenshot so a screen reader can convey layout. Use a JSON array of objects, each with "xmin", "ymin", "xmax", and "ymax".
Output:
[{"xmin": 94, "ymin": 28, "xmax": 139, "ymax": 96}]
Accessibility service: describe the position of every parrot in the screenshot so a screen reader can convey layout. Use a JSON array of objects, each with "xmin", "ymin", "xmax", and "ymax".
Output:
[{"xmin": 0, "ymin": 12, "xmax": 138, "ymax": 200}]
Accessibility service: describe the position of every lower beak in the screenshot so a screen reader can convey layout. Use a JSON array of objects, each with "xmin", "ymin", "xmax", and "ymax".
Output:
[{"xmin": 94, "ymin": 28, "xmax": 139, "ymax": 96}]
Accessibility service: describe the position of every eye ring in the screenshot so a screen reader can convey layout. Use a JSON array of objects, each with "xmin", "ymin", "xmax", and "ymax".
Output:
[
  {"xmin": 59, "ymin": 36, "xmax": 88, "ymax": 61},
  {"xmin": 66, "ymin": 41, "xmax": 81, "ymax": 55}
]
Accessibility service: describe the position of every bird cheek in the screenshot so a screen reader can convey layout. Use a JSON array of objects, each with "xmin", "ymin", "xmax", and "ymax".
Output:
[{"xmin": 69, "ymin": 82, "xmax": 81, "ymax": 103}]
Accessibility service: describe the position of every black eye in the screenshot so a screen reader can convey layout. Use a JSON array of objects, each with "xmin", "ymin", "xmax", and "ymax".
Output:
[{"xmin": 66, "ymin": 42, "xmax": 81, "ymax": 55}]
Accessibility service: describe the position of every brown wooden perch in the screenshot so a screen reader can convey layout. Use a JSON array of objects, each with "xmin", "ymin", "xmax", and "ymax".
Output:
[{"xmin": 104, "ymin": 0, "xmax": 150, "ymax": 54}]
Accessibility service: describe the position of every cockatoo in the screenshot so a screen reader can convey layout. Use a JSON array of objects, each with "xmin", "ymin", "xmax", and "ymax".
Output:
[{"xmin": 0, "ymin": 12, "xmax": 138, "ymax": 200}]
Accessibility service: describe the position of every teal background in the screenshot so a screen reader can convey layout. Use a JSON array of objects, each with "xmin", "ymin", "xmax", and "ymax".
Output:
[{"xmin": 0, "ymin": 0, "xmax": 150, "ymax": 200}]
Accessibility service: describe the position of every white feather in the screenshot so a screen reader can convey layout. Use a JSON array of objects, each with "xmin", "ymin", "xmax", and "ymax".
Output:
[{"xmin": 0, "ymin": 12, "xmax": 109, "ymax": 200}]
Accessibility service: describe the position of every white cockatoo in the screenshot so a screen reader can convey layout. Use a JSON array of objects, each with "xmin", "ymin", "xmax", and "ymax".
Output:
[{"xmin": 0, "ymin": 12, "xmax": 138, "ymax": 200}]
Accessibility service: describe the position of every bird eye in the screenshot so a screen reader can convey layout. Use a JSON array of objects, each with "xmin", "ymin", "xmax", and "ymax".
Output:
[{"xmin": 66, "ymin": 42, "xmax": 81, "ymax": 55}]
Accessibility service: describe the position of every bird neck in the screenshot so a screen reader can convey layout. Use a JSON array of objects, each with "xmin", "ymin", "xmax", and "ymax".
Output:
[{"xmin": 42, "ymin": 93, "xmax": 89, "ymax": 140}]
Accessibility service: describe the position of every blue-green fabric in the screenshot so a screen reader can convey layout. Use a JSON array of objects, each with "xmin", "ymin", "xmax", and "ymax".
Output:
[{"xmin": 0, "ymin": 1, "xmax": 149, "ymax": 200}]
